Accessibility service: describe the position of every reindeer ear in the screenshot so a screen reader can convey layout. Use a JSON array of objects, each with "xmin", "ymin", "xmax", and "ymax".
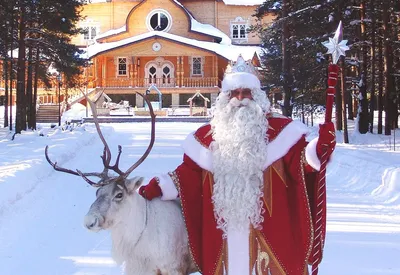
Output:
[{"xmin": 125, "ymin": 176, "xmax": 144, "ymax": 194}]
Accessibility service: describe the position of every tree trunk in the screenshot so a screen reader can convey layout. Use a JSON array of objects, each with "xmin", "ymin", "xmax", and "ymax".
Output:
[
  {"xmin": 391, "ymin": 10, "xmax": 399, "ymax": 130},
  {"xmin": 335, "ymin": 66, "xmax": 343, "ymax": 130},
  {"xmin": 32, "ymin": 47, "xmax": 39, "ymax": 130},
  {"xmin": 3, "ymin": 58, "xmax": 9, "ymax": 128},
  {"xmin": 340, "ymin": 58, "xmax": 349, "ymax": 143},
  {"xmin": 369, "ymin": 0, "xmax": 376, "ymax": 133},
  {"xmin": 26, "ymin": 46, "xmax": 34, "ymax": 129},
  {"xmin": 15, "ymin": 5, "xmax": 27, "ymax": 133},
  {"xmin": 358, "ymin": 0, "xmax": 369, "ymax": 134},
  {"xmin": 281, "ymin": 0, "xmax": 293, "ymax": 117},
  {"xmin": 9, "ymin": 7, "xmax": 14, "ymax": 131},
  {"xmin": 353, "ymin": 63, "xmax": 359, "ymax": 121},
  {"xmin": 348, "ymin": 85, "xmax": 354, "ymax": 120},
  {"xmin": 377, "ymin": 26, "xmax": 384, "ymax": 134},
  {"xmin": 382, "ymin": 1, "xmax": 394, "ymax": 136}
]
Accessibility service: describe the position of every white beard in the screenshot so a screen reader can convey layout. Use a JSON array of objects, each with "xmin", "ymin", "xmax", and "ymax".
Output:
[{"xmin": 210, "ymin": 94, "xmax": 269, "ymax": 235}]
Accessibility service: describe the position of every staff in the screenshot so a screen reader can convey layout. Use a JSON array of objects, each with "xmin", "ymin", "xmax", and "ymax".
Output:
[{"xmin": 311, "ymin": 21, "xmax": 349, "ymax": 275}]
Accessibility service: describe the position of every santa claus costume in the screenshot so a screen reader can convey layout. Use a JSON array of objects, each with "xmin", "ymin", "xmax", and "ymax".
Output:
[{"xmin": 140, "ymin": 56, "xmax": 335, "ymax": 275}]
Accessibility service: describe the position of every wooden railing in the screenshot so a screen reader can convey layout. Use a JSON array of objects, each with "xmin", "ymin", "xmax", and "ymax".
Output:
[
  {"xmin": 101, "ymin": 77, "xmax": 218, "ymax": 88},
  {"xmin": 137, "ymin": 78, "xmax": 176, "ymax": 88},
  {"xmin": 183, "ymin": 77, "xmax": 217, "ymax": 88}
]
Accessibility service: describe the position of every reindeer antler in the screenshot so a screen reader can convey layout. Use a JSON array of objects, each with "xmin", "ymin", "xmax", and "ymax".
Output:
[
  {"xmin": 122, "ymin": 93, "xmax": 156, "ymax": 179},
  {"xmin": 45, "ymin": 88, "xmax": 156, "ymax": 187}
]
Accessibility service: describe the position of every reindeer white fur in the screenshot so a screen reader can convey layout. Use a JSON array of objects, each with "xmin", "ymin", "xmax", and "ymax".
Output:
[
  {"xmin": 45, "ymin": 93, "xmax": 195, "ymax": 274},
  {"xmin": 84, "ymin": 176, "xmax": 196, "ymax": 275}
]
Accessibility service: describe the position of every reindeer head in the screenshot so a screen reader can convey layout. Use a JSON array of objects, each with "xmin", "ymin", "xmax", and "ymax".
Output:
[
  {"xmin": 83, "ymin": 176, "xmax": 144, "ymax": 231},
  {"xmin": 45, "ymin": 91, "xmax": 155, "ymax": 232}
]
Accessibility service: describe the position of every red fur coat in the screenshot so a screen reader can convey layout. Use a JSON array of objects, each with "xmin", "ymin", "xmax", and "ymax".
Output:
[{"xmin": 158, "ymin": 116, "xmax": 323, "ymax": 275}]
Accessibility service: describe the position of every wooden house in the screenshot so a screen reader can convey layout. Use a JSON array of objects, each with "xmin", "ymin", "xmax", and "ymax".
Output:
[{"xmin": 76, "ymin": 0, "xmax": 272, "ymax": 108}]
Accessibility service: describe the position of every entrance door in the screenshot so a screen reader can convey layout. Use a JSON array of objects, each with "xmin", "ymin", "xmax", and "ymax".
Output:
[{"xmin": 145, "ymin": 58, "xmax": 175, "ymax": 87}]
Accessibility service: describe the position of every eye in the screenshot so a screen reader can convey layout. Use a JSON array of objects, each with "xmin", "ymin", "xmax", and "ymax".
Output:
[{"xmin": 114, "ymin": 192, "xmax": 123, "ymax": 200}]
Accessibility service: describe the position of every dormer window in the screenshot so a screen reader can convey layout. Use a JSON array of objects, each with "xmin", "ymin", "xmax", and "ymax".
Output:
[
  {"xmin": 83, "ymin": 26, "xmax": 97, "ymax": 40},
  {"xmin": 232, "ymin": 24, "xmax": 246, "ymax": 39},
  {"xmin": 80, "ymin": 19, "xmax": 100, "ymax": 44},
  {"xmin": 146, "ymin": 9, "xmax": 172, "ymax": 32},
  {"xmin": 230, "ymin": 17, "xmax": 249, "ymax": 43}
]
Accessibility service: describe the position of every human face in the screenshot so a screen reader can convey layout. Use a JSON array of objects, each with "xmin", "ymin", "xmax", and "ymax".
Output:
[{"xmin": 230, "ymin": 88, "xmax": 253, "ymax": 101}]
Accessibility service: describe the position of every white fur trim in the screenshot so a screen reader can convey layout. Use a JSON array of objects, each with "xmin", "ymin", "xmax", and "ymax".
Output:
[
  {"xmin": 227, "ymin": 226, "xmax": 250, "ymax": 275},
  {"xmin": 158, "ymin": 174, "xmax": 179, "ymax": 200},
  {"xmin": 182, "ymin": 132, "xmax": 213, "ymax": 172},
  {"xmin": 262, "ymin": 120, "xmax": 309, "ymax": 170},
  {"xmin": 221, "ymin": 72, "xmax": 261, "ymax": 93},
  {"xmin": 305, "ymin": 138, "xmax": 321, "ymax": 171},
  {"xmin": 183, "ymin": 120, "xmax": 309, "ymax": 172}
]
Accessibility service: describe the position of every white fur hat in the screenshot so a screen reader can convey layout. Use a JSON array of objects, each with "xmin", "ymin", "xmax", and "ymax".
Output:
[
  {"xmin": 221, "ymin": 72, "xmax": 261, "ymax": 93},
  {"xmin": 221, "ymin": 55, "xmax": 261, "ymax": 93}
]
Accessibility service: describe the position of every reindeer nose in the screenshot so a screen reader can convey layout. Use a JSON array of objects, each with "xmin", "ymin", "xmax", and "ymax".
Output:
[
  {"xmin": 88, "ymin": 218, "xmax": 98, "ymax": 229},
  {"xmin": 84, "ymin": 215, "xmax": 102, "ymax": 231}
]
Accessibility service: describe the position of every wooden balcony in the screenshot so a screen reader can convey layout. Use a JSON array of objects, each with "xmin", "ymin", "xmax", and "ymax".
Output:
[{"xmin": 99, "ymin": 77, "xmax": 218, "ymax": 89}]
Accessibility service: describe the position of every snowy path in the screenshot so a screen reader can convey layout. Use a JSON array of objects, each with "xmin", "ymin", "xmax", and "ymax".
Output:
[
  {"xmin": 0, "ymin": 122, "xmax": 399, "ymax": 275},
  {"xmin": 321, "ymin": 140, "xmax": 400, "ymax": 275}
]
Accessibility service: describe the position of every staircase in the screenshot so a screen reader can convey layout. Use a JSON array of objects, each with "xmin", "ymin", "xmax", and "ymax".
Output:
[
  {"xmin": 68, "ymin": 88, "xmax": 97, "ymax": 106},
  {"xmin": 36, "ymin": 104, "xmax": 60, "ymax": 123}
]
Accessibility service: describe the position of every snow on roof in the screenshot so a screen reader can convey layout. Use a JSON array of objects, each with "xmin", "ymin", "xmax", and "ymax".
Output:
[
  {"xmin": 95, "ymin": 25, "xmax": 127, "ymax": 41},
  {"xmin": 173, "ymin": 0, "xmax": 231, "ymax": 44},
  {"xmin": 222, "ymin": 0, "xmax": 264, "ymax": 5},
  {"xmin": 190, "ymin": 20, "xmax": 231, "ymax": 45},
  {"xmin": 94, "ymin": 0, "xmax": 231, "ymax": 45},
  {"xmin": 87, "ymin": 31, "xmax": 261, "ymax": 62}
]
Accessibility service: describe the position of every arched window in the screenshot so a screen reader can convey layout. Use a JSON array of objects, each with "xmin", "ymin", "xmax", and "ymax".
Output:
[
  {"xmin": 162, "ymin": 64, "xmax": 173, "ymax": 85},
  {"xmin": 149, "ymin": 66, "xmax": 157, "ymax": 84}
]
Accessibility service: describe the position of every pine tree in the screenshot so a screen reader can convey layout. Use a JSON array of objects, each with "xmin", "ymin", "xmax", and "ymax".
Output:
[
  {"xmin": 0, "ymin": 0, "xmax": 85, "ymax": 133},
  {"xmin": 254, "ymin": 0, "xmax": 399, "ymax": 139}
]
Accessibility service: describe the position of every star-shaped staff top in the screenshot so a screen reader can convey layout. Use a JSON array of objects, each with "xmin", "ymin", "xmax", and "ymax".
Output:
[{"xmin": 322, "ymin": 21, "xmax": 350, "ymax": 64}]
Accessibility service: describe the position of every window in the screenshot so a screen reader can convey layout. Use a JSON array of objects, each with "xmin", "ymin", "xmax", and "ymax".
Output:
[
  {"xmin": 146, "ymin": 9, "xmax": 172, "ymax": 32},
  {"xmin": 81, "ymin": 19, "xmax": 100, "ymax": 43},
  {"xmin": 162, "ymin": 65, "xmax": 173, "ymax": 85},
  {"xmin": 230, "ymin": 17, "xmax": 249, "ymax": 42},
  {"xmin": 83, "ymin": 26, "xmax": 98, "ymax": 40},
  {"xmin": 191, "ymin": 57, "xmax": 203, "ymax": 76},
  {"xmin": 232, "ymin": 24, "xmax": 246, "ymax": 39},
  {"xmin": 118, "ymin": 58, "xmax": 127, "ymax": 76}
]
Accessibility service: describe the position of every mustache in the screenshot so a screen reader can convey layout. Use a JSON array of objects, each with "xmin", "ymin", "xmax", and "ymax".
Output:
[{"xmin": 229, "ymin": 97, "xmax": 252, "ymax": 107}]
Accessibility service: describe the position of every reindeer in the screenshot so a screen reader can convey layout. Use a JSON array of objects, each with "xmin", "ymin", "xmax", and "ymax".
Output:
[{"xmin": 45, "ymin": 93, "xmax": 197, "ymax": 275}]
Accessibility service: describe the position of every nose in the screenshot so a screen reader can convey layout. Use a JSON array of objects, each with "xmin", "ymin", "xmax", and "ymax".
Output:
[{"xmin": 84, "ymin": 215, "xmax": 102, "ymax": 231}]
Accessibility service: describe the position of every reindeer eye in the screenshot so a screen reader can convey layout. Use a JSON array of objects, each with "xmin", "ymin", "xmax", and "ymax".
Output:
[{"xmin": 115, "ymin": 193, "xmax": 123, "ymax": 199}]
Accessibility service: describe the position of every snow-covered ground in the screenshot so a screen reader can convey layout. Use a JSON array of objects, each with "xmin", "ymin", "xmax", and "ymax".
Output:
[{"xmin": 0, "ymin": 105, "xmax": 399, "ymax": 274}]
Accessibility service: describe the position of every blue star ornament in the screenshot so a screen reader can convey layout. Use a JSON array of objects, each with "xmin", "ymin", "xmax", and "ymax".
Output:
[{"xmin": 322, "ymin": 21, "xmax": 349, "ymax": 64}]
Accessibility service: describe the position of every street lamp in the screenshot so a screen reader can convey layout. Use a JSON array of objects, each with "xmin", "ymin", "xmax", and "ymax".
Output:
[{"xmin": 56, "ymin": 74, "xmax": 62, "ymax": 126}]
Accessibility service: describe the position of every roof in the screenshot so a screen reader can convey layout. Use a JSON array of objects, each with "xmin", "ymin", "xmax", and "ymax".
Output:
[
  {"xmin": 187, "ymin": 91, "xmax": 211, "ymax": 102},
  {"xmin": 86, "ymin": 31, "xmax": 262, "ymax": 62},
  {"xmin": 95, "ymin": 0, "xmax": 231, "ymax": 45},
  {"xmin": 221, "ymin": 0, "xmax": 264, "ymax": 5},
  {"xmin": 87, "ymin": 0, "xmax": 264, "ymax": 6}
]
